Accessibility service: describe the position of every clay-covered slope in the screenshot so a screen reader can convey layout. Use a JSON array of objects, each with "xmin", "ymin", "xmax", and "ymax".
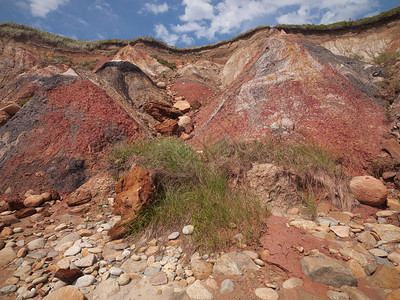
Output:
[
  {"xmin": 191, "ymin": 36, "xmax": 387, "ymax": 173},
  {"xmin": 0, "ymin": 74, "xmax": 143, "ymax": 198}
]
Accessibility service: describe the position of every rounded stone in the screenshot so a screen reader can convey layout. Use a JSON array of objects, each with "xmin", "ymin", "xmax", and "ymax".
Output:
[
  {"xmin": 74, "ymin": 275, "xmax": 95, "ymax": 288},
  {"xmin": 182, "ymin": 225, "xmax": 194, "ymax": 235},
  {"xmin": 349, "ymin": 176, "xmax": 388, "ymax": 207},
  {"xmin": 118, "ymin": 274, "xmax": 131, "ymax": 286},
  {"xmin": 255, "ymin": 288, "xmax": 279, "ymax": 300},
  {"xmin": 168, "ymin": 232, "xmax": 180, "ymax": 240}
]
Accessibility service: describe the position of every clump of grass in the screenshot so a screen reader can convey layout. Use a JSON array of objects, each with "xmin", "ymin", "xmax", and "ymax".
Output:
[
  {"xmin": 109, "ymin": 140, "xmax": 135, "ymax": 181},
  {"xmin": 351, "ymin": 53, "xmax": 364, "ymax": 61},
  {"xmin": 128, "ymin": 137, "xmax": 267, "ymax": 251},
  {"xmin": 77, "ymin": 58, "xmax": 99, "ymax": 70},
  {"xmin": 374, "ymin": 51, "xmax": 400, "ymax": 64},
  {"xmin": 152, "ymin": 55, "xmax": 176, "ymax": 69},
  {"xmin": 203, "ymin": 138, "xmax": 341, "ymax": 178},
  {"xmin": 107, "ymin": 47, "xmax": 121, "ymax": 57},
  {"xmin": 41, "ymin": 54, "xmax": 73, "ymax": 66},
  {"xmin": 20, "ymin": 96, "xmax": 32, "ymax": 106},
  {"xmin": 301, "ymin": 186, "xmax": 318, "ymax": 219}
]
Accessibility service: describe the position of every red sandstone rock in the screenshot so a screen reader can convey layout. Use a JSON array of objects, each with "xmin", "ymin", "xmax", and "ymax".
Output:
[
  {"xmin": 155, "ymin": 119, "xmax": 179, "ymax": 136},
  {"xmin": 109, "ymin": 166, "xmax": 155, "ymax": 240},
  {"xmin": 350, "ymin": 176, "xmax": 388, "ymax": 206},
  {"xmin": 114, "ymin": 166, "xmax": 155, "ymax": 216},
  {"xmin": 66, "ymin": 190, "xmax": 92, "ymax": 207},
  {"xmin": 143, "ymin": 102, "xmax": 182, "ymax": 122},
  {"xmin": 0, "ymin": 111, "xmax": 10, "ymax": 126},
  {"xmin": 15, "ymin": 208, "xmax": 37, "ymax": 219}
]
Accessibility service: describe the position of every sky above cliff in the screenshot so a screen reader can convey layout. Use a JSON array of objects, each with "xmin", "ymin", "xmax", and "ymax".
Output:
[{"xmin": 0, "ymin": 0, "xmax": 399, "ymax": 47}]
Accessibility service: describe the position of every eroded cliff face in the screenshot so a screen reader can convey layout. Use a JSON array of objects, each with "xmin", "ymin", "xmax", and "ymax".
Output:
[{"xmin": 0, "ymin": 17, "xmax": 398, "ymax": 199}]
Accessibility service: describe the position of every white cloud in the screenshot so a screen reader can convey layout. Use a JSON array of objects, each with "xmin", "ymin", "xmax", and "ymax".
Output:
[
  {"xmin": 180, "ymin": 0, "xmax": 214, "ymax": 21},
  {"xmin": 28, "ymin": 0, "xmax": 69, "ymax": 17},
  {"xmin": 158, "ymin": 0, "xmax": 378, "ymax": 45},
  {"xmin": 181, "ymin": 34, "xmax": 194, "ymax": 45},
  {"xmin": 154, "ymin": 24, "xmax": 179, "ymax": 46},
  {"xmin": 143, "ymin": 3, "xmax": 169, "ymax": 14},
  {"xmin": 90, "ymin": 0, "xmax": 118, "ymax": 19}
]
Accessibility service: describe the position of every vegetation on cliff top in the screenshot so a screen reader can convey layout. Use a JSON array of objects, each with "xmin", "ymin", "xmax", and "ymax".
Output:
[
  {"xmin": 277, "ymin": 6, "xmax": 400, "ymax": 32},
  {"xmin": 1, "ymin": 6, "xmax": 398, "ymax": 52}
]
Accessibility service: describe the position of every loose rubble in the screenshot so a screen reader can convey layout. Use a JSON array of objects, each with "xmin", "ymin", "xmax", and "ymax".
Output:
[{"xmin": 1, "ymin": 184, "xmax": 400, "ymax": 300}]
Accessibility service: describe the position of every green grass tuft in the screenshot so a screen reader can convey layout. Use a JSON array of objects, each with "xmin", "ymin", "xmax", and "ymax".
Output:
[
  {"xmin": 109, "ymin": 140, "xmax": 135, "ymax": 181},
  {"xmin": 152, "ymin": 55, "xmax": 176, "ymax": 69},
  {"xmin": 374, "ymin": 51, "xmax": 400, "ymax": 64},
  {"xmin": 128, "ymin": 137, "xmax": 267, "ymax": 251}
]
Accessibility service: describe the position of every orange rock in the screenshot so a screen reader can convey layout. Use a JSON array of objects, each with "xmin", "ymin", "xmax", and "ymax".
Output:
[
  {"xmin": 113, "ymin": 166, "xmax": 155, "ymax": 218},
  {"xmin": 260, "ymin": 249, "xmax": 270, "ymax": 261},
  {"xmin": 349, "ymin": 176, "xmax": 388, "ymax": 207},
  {"xmin": 154, "ymin": 119, "xmax": 179, "ymax": 136}
]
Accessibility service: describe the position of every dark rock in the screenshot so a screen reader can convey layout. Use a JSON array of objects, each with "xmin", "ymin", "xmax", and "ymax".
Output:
[
  {"xmin": 301, "ymin": 255, "xmax": 357, "ymax": 287},
  {"xmin": 15, "ymin": 208, "xmax": 37, "ymax": 219},
  {"xmin": 0, "ymin": 239, "xmax": 5, "ymax": 250},
  {"xmin": 49, "ymin": 189, "xmax": 60, "ymax": 200},
  {"xmin": 55, "ymin": 269, "xmax": 83, "ymax": 284},
  {"xmin": 8, "ymin": 199, "xmax": 25, "ymax": 211},
  {"xmin": 0, "ymin": 111, "xmax": 11, "ymax": 126}
]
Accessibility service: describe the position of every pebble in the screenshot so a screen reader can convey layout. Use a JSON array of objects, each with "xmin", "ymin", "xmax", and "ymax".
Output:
[
  {"xmin": 182, "ymin": 225, "xmax": 194, "ymax": 235},
  {"xmin": 282, "ymin": 277, "xmax": 304, "ymax": 289},
  {"xmin": 13, "ymin": 227, "xmax": 23, "ymax": 233},
  {"xmin": 168, "ymin": 232, "xmax": 180, "ymax": 240},
  {"xmin": 109, "ymin": 267, "xmax": 123, "ymax": 276},
  {"xmin": 118, "ymin": 274, "xmax": 131, "ymax": 286},
  {"xmin": 221, "ymin": 279, "xmax": 234, "ymax": 294},
  {"xmin": 369, "ymin": 248, "xmax": 388, "ymax": 257},
  {"xmin": 74, "ymin": 254, "xmax": 96, "ymax": 268},
  {"xmin": 64, "ymin": 245, "xmax": 81, "ymax": 256},
  {"xmin": 254, "ymin": 259, "xmax": 265, "ymax": 266},
  {"xmin": 75, "ymin": 275, "xmax": 95, "ymax": 288},
  {"xmin": 0, "ymin": 285, "xmax": 17, "ymax": 295},
  {"xmin": 55, "ymin": 224, "xmax": 68, "ymax": 231},
  {"xmin": 254, "ymin": 287, "xmax": 279, "ymax": 300},
  {"xmin": 27, "ymin": 238, "xmax": 46, "ymax": 250}
]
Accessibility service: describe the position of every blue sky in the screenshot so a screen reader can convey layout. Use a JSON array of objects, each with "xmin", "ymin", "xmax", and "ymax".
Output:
[{"xmin": 0, "ymin": 0, "xmax": 399, "ymax": 47}]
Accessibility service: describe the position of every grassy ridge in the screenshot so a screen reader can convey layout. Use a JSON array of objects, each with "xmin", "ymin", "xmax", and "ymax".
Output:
[
  {"xmin": 1, "ymin": 6, "xmax": 398, "ymax": 54},
  {"xmin": 277, "ymin": 6, "xmax": 400, "ymax": 32}
]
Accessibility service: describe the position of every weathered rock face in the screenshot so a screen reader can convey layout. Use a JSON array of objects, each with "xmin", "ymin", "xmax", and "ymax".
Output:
[
  {"xmin": 0, "ymin": 76, "xmax": 143, "ymax": 199},
  {"xmin": 192, "ymin": 37, "xmax": 387, "ymax": 174},
  {"xmin": 350, "ymin": 176, "xmax": 388, "ymax": 206}
]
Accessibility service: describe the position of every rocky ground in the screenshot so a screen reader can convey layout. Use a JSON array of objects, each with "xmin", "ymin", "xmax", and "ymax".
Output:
[{"xmin": 1, "ymin": 184, "xmax": 400, "ymax": 299}]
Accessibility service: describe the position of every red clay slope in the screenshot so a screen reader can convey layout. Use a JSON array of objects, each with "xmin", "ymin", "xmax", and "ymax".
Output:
[
  {"xmin": 0, "ymin": 75, "xmax": 143, "ymax": 199},
  {"xmin": 192, "ymin": 37, "xmax": 388, "ymax": 174}
]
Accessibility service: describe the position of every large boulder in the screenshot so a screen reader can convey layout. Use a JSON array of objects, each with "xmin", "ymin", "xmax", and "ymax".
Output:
[
  {"xmin": 109, "ymin": 166, "xmax": 155, "ymax": 240},
  {"xmin": 369, "ymin": 264, "xmax": 400, "ymax": 289},
  {"xmin": 301, "ymin": 255, "xmax": 357, "ymax": 287},
  {"xmin": 113, "ymin": 166, "xmax": 155, "ymax": 216},
  {"xmin": 23, "ymin": 194, "xmax": 44, "ymax": 208},
  {"xmin": 213, "ymin": 251, "xmax": 259, "ymax": 276},
  {"xmin": 349, "ymin": 176, "xmax": 388, "ymax": 206}
]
